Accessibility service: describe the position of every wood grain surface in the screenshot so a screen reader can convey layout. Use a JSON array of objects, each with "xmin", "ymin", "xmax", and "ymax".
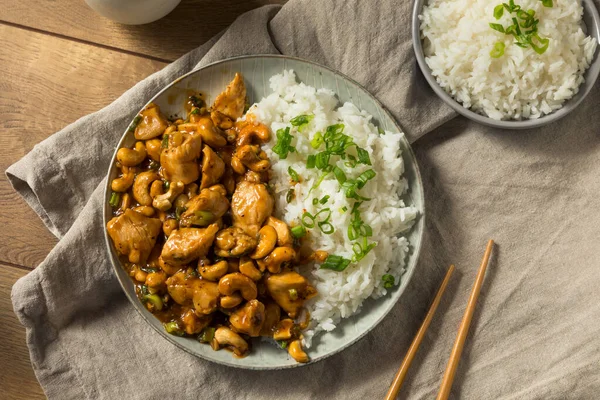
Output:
[
  {"xmin": 1, "ymin": 0, "xmax": 286, "ymax": 62},
  {"xmin": 0, "ymin": 1, "xmax": 284, "ymax": 397},
  {"xmin": 0, "ymin": 263, "xmax": 46, "ymax": 399}
]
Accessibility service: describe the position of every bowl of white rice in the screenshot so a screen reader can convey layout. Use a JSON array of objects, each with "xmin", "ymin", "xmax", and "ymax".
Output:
[
  {"xmin": 106, "ymin": 55, "xmax": 425, "ymax": 369},
  {"xmin": 413, "ymin": 0, "xmax": 600, "ymax": 128}
]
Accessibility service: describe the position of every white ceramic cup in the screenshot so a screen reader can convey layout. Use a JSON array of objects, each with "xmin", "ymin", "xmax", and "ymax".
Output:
[{"xmin": 85, "ymin": 0, "xmax": 182, "ymax": 25}]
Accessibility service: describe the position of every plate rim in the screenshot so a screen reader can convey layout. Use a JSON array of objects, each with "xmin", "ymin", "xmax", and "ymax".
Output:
[{"xmin": 102, "ymin": 54, "xmax": 426, "ymax": 370}]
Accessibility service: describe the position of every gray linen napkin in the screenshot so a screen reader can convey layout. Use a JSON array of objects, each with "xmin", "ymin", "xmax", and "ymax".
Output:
[{"xmin": 8, "ymin": 1, "xmax": 600, "ymax": 399}]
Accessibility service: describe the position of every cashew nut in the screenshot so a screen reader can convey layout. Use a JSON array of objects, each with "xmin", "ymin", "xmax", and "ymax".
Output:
[
  {"xmin": 262, "ymin": 247, "xmax": 297, "ymax": 273},
  {"xmin": 236, "ymin": 122, "xmax": 270, "ymax": 146},
  {"xmin": 198, "ymin": 259, "xmax": 228, "ymax": 281},
  {"xmin": 249, "ymin": 225, "xmax": 278, "ymax": 259},
  {"xmin": 313, "ymin": 250, "xmax": 329, "ymax": 263},
  {"xmin": 111, "ymin": 166, "xmax": 135, "ymax": 192},
  {"xmin": 288, "ymin": 340, "xmax": 309, "ymax": 363},
  {"xmin": 153, "ymin": 181, "xmax": 184, "ymax": 211},
  {"xmin": 214, "ymin": 327, "xmax": 249, "ymax": 357},
  {"xmin": 132, "ymin": 266, "xmax": 147, "ymax": 283},
  {"xmin": 231, "ymin": 156, "xmax": 246, "ymax": 175},
  {"xmin": 239, "ymin": 257, "xmax": 262, "ymax": 281},
  {"xmin": 133, "ymin": 205, "xmax": 155, "ymax": 217},
  {"xmin": 162, "ymin": 219, "xmax": 178, "ymax": 237},
  {"xmin": 145, "ymin": 270, "xmax": 167, "ymax": 288},
  {"xmin": 145, "ymin": 138, "xmax": 162, "ymax": 161},
  {"xmin": 185, "ymin": 183, "xmax": 199, "ymax": 199},
  {"xmin": 220, "ymin": 293, "xmax": 243, "ymax": 309},
  {"xmin": 119, "ymin": 192, "xmax": 131, "ymax": 211},
  {"xmin": 132, "ymin": 170, "xmax": 160, "ymax": 205},
  {"xmin": 235, "ymin": 144, "xmax": 271, "ymax": 172},
  {"xmin": 218, "ymin": 272, "xmax": 257, "ymax": 301},
  {"xmin": 117, "ymin": 141, "xmax": 147, "ymax": 167}
]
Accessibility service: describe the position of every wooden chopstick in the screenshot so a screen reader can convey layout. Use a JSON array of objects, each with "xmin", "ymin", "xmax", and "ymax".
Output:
[
  {"xmin": 436, "ymin": 240, "xmax": 495, "ymax": 400},
  {"xmin": 384, "ymin": 264, "xmax": 455, "ymax": 400}
]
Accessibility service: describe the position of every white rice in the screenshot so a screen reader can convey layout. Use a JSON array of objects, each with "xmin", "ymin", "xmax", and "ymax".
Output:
[
  {"xmin": 420, "ymin": 0, "xmax": 597, "ymax": 120},
  {"xmin": 248, "ymin": 71, "xmax": 418, "ymax": 346}
]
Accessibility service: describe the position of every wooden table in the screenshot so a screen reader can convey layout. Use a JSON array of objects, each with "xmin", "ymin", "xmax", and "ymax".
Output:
[{"xmin": 0, "ymin": 1, "xmax": 284, "ymax": 397}]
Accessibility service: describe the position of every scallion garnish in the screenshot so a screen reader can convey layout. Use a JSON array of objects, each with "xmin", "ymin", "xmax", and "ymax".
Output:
[
  {"xmin": 175, "ymin": 206, "xmax": 186, "ymax": 221},
  {"xmin": 288, "ymin": 288, "xmax": 299, "ymax": 300},
  {"xmin": 198, "ymin": 327, "xmax": 215, "ymax": 343},
  {"xmin": 318, "ymin": 221, "xmax": 334, "ymax": 234},
  {"xmin": 312, "ymin": 198, "xmax": 319, "ymax": 206},
  {"xmin": 163, "ymin": 180, "xmax": 170, "ymax": 191},
  {"xmin": 286, "ymin": 188, "xmax": 295, "ymax": 203},
  {"xmin": 128, "ymin": 115, "xmax": 142, "ymax": 133},
  {"xmin": 288, "ymin": 166, "xmax": 300, "ymax": 183},
  {"xmin": 356, "ymin": 147, "xmax": 371, "ymax": 165},
  {"xmin": 306, "ymin": 154, "xmax": 316, "ymax": 169},
  {"xmin": 319, "ymin": 195, "xmax": 330, "ymax": 205},
  {"xmin": 489, "ymin": 0, "xmax": 551, "ymax": 56},
  {"xmin": 290, "ymin": 114, "xmax": 314, "ymax": 132},
  {"xmin": 291, "ymin": 225, "xmax": 306, "ymax": 238},
  {"xmin": 311, "ymin": 132, "xmax": 324, "ymax": 149},
  {"xmin": 382, "ymin": 274, "xmax": 395, "ymax": 289},
  {"xmin": 109, "ymin": 192, "xmax": 120, "ymax": 208},
  {"xmin": 315, "ymin": 151, "xmax": 330, "ymax": 170},
  {"xmin": 320, "ymin": 255, "xmax": 352, "ymax": 271},
  {"xmin": 164, "ymin": 321, "xmax": 184, "ymax": 336},
  {"xmin": 161, "ymin": 134, "xmax": 169, "ymax": 148},
  {"xmin": 272, "ymin": 127, "xmax": 296, "ymax": 159},
  {"xmin": 301, "ymin": 211, "xmax": 316, "ymax": 228},
  {"xmin": 333, "ymin": 166, "xmax": 347, "ymax": 184}
]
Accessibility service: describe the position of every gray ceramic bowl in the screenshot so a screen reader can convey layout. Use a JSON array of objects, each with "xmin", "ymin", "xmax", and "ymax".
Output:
[
  {"xmin": 412, "ymin": 0, "xmax": 600, "ymax": 129},
  {"xmin": 103, "ymin": 55, "xmax": 425, "ymax": 369}
]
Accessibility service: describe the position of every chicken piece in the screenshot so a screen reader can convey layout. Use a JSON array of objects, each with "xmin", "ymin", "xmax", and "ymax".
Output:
[
  {"xmin": 134, "ymin": 103, "xmax": 169, "ymax": 140},
  {"xmin": 107, "ymin": 209, "xmax": 162, "ymax": 264},
  {"xmin": 214, "ymin": 227, "xmax": 257, "ymax": 258},
  {"xmin": 160, "ymin": 131, "xmax": 202, "ymax": 184},
  {"xmin": 166, "ymin": 272, "xmax": 220, "ymax": 315},
  {"xmin": 234, "ymin": 144, "xmax": 270, "ymax": 172},
  {"xmin": 200, "ymin": 145, "xmax": 225, "ymax": 189},
  {"xmin": 266, "ymin": 216, "xmax": 293, "ymax": 247},
  {"xmin": 229, "ymin": 299, "xmax": 265, "ymax": 337},
  {"xmin": 231, "ymin": 179, "xmax": 274, "ymax": 237},
  {"xmin": 180, "ymin": 308, "xmax": 212, "ymax": 335},
  {"xmin": 179, "ymin": 186, "xmax": 229, "ymax": 228},
  {"xmin": 160, "ymin": 223, "xmax": 219, "ymax": 267},
  {"xmin": 211, "ymin": 73, "xmax": 246, "ymax": 129},
  {"xmin": 265, "ymin": 271, "xmax": 317, "ymax": 318}
]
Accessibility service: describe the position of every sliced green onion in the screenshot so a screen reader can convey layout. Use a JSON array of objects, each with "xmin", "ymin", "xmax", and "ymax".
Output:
[
  {"xmin": 494, "ymin": 4, "xmax": 504, "ymax": 19},
  {"xmin": 309, "ymin": 172, "xmax": 329, "ymax": 194},
  {"xmin": 320, "ymin": 255, "xmax": 352, "ymax": 271},
  {"xmin": 175, "ymin": 206, "xmax": 187, "ymax": 221},
  {"xmin": 142, "ymin": 294, "xmax": 164, "ymax": 311},
  {"xmin": 163, "ymin": 180, "xmax": 170, "ymax": 191},
  {"xmin": 286, "ymin": 188, "xmax": 295, "ymax": 203},
  {"xmin": 291, "ymin": 225, "xmax": 307, "ymax": 238},
  {"xmin": 301, "ymin": 212, "xmax": 315, "ymax": 228},
  {"xmin": 382, "ymin": 274, "xmax": 395, "ymax": 289},
  {"xmin": 198, "ymin": 327, "xmax": 215, "ymax": 343},
  {"xmin": 333, "ymin": 166, "xmax": 347, "ymax": 184},
  {"xmin": 161, "ymin": 134, "xmax": 169, "ymax": 148},
  {"xmin": 312, "ymin": 198, "xmax": 319, "ymax": 206},
  {"xmin": 348, "ymin": 225, "xmax": 359, "ymax": 241},
  {"xmin": 288, "ymin": 166, "xmax": 300, "ymax": 182},
  {"xmin": 359, "ymin": 224, "xmax": 373, "ymax": 237},
  {"xmin": 356, "ymin": 169, "xmax": 376, "ymax": 189},
  {"xmin": 314, "ymin": 208, "xmax": 332, "ymax": 223},
  {"xmin": 490, "ymin": 42, "xmax": 506, "ymax": 58},
  {"xmin": 128, "ymin": 115, "xmax": 142, "ymax": 132},
  {"xmin": 190, "ymin": 210, "xmax": 214, "ymax": 226},
  {"xmin": 109, "ymin": 192, "xmax": 120, "ymax": 208},
  {"xmin": 272, "ymin": 127, "xmax": 296, "ymax": 159},
  {"xmin": 318, "ymin": 221, "xmax": 334, "ymax": 234},
  {"xmin": 356, "ymin": 147, "xmax": 372, "ymax": 165},
  {"xmin": 278, "ymin": 340, "xmax": 288, "ymax": 349},
  {"xmin": 288, "ymin": 288, "xmax": 298, "ymax": 300},
  {"xmin": 489, "ymin": 23, "xmax": 505, "ymax": 34},
  {"xmin": 290, "ymin": 114, "xmax": 314, "ymax": 132},
  {"xmin": 164, "ymin": 321, "xmax": 184, "ymax": 336},
  {"xmin": 306, "ymin": 154, "xmax": 316, "ymax": 169},
  {"xmin": 311, "ymin": 132, "xmax": 324, "ymax": 149},
  {"xmin": 315, "ymin": 151, "xmax": 330, "ymax": 170},
  {"xmin": 341, "ymin": 206, "xmax": 348, "ymax": 213},
  {"xmin": 319, "ymin": 195, "xmax": 330, "ymax": 205},
  {"xmin": 540, "ymin": 0, "xmax": 552, "ymax": 7},
  {"xmin": 529, "ymin": 34, "xmax": 550, "ymax": 54}
]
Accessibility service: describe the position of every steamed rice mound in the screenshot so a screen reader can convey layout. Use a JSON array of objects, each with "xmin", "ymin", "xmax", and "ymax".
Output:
[
  {"xmin": 248, "ymin": 71, "xmax": 418, "ymax": 346},
  {"xmin": 420, "ymin": 0, "xmax": 598, "ymax": 120}
]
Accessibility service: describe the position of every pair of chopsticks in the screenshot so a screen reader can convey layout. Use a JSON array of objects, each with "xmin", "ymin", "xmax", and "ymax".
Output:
[{"xmin": 385, "ymin": 240, "xmax": 494, "ymax": 400}]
